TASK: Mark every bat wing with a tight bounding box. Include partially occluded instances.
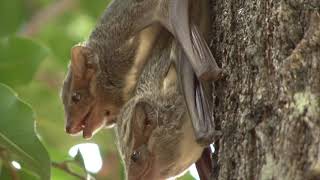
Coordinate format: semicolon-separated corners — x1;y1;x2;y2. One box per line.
176;45;219;146
168;0;221;81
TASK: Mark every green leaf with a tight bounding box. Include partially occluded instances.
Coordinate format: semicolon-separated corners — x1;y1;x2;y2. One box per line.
19;169;39;180
74;150;86;168
0;163;38;180
51;166;79;180
180;172;197;180
0;36;49;87
0;84;51;180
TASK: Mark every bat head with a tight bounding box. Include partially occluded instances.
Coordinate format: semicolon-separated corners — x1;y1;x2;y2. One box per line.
116;95;203;180
61;44;118;139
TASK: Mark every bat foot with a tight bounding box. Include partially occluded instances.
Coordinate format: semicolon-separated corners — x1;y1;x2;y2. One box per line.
196;130;221;147
198;66;227;82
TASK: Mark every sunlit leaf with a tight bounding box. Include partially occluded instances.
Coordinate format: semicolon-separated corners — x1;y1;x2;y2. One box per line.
74;150;86;168
180;173;197;180
0;84;51;180
66;150;88;178
0;36;49;87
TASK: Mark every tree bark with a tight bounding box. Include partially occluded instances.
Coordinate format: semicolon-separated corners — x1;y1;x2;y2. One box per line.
208;0;320;179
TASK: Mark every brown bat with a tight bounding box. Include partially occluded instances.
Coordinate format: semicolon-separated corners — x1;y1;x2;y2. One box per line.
61;0;221;140
61;26;160;139
94;0;222;81
116;34;207;179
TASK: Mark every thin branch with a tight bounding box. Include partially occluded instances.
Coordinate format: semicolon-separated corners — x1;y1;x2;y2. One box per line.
20;0;76;37
0;150;19;180
52;161;86;180
6;163;19;180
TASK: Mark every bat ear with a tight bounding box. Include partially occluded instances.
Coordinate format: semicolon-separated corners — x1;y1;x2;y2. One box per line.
133;101;156;138
71;45;97;78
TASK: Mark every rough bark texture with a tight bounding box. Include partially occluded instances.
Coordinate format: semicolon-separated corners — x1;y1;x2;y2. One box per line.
208;0;320;180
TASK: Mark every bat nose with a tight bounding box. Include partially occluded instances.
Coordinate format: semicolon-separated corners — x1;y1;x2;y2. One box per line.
65;124;75;134
65;121;82;134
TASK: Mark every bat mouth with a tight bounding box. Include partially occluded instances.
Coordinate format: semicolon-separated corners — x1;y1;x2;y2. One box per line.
81;110;91;129
82;109;96;139
82;107;109;139
65;109;92;135
66;107;115;138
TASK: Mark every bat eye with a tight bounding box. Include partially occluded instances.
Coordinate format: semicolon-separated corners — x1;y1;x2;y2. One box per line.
71;92;81;103
86;60;95;69
130;151;140;163
107;78;116;87
144;117;151;126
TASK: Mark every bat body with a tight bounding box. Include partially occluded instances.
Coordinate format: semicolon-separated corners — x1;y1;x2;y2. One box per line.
96;0;223;111
94;0;221;81
61;0;221;144
61;26;160;139
116;34;205;180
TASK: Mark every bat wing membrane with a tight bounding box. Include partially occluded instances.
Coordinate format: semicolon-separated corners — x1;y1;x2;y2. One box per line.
176;45;218;146
168;0;221;81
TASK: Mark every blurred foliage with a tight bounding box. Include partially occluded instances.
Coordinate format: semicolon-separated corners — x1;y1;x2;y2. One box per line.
0;0;197;179
0;0;26;37
0;37;49;87
0;84;50;179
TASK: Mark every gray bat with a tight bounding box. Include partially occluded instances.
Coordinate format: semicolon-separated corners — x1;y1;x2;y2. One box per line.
116;33;206;179
95;0;222;81
61;24;160;139
176;35;220;146
61;0;221;142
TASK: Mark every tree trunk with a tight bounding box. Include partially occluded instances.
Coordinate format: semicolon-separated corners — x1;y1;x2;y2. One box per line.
208;0;320;179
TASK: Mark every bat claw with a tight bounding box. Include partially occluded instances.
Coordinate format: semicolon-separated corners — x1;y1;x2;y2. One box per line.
199;67;223;82
217;69;228;81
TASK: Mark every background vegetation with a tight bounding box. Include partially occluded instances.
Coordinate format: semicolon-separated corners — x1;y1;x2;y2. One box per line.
0;0;197;179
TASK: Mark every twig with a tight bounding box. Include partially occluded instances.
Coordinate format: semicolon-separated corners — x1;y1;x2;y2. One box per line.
52;161;87;180
6;163;19;180
0;150;19;180
20;0;76;37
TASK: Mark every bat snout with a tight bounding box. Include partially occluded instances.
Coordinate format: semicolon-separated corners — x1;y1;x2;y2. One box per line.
65;117;85;135
65;123;83;134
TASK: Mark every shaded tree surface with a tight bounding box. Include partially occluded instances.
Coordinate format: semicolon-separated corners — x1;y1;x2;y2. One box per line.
208;0;320;179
